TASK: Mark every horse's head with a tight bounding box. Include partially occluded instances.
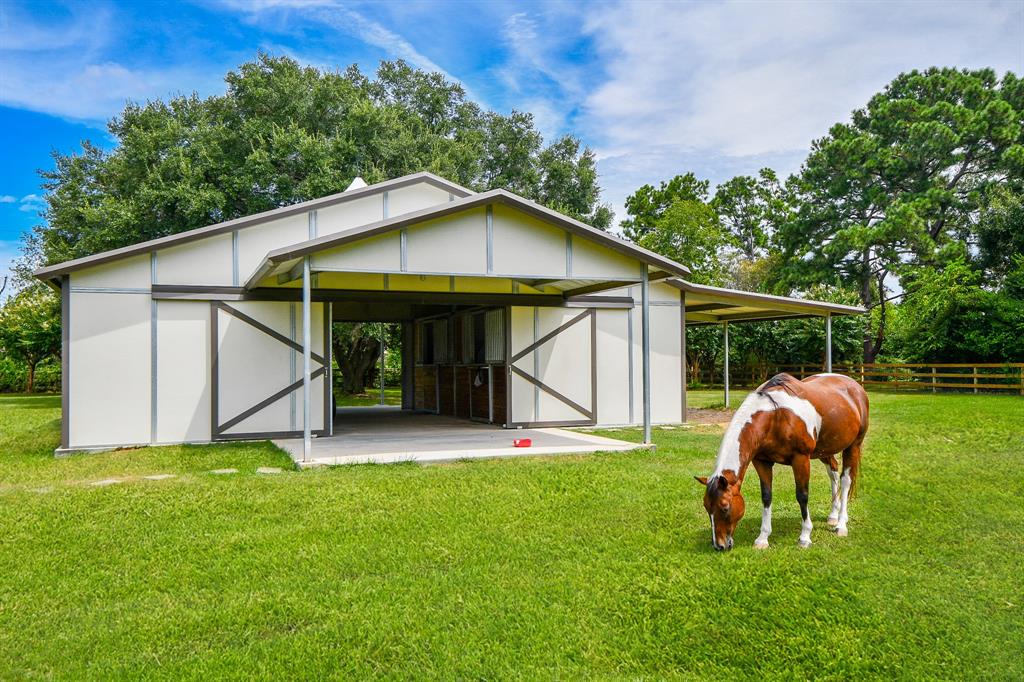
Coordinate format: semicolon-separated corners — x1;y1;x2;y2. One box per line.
695;470;745;551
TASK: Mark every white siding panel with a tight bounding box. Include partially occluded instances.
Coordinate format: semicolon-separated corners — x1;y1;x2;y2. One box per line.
595;309;630;425
491;205;566;277
317;194;384;236
72;255;151;290
387;183;452;216
237;214;309;282
313;233;401;272
571;238;641;280
509;306;536;423
405;208;487;274
68;292;151;447
535;307;591;409
156;233;233;286
156;301;211;442
650;305;682;424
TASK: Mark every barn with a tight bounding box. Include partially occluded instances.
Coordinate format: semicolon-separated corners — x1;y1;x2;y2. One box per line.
34;173;863;464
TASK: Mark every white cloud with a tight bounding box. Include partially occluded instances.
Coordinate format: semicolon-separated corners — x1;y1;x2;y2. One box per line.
0;196;16;203
17;194;46;214
579;0;1024;222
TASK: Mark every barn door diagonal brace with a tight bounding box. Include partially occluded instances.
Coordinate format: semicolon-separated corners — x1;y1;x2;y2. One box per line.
510;365;594;421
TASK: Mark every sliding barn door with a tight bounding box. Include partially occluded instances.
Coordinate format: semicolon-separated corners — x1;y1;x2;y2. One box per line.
211;301;330;440
509;306;596;427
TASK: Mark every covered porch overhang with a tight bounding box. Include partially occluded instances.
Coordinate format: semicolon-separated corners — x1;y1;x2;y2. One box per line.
666;279;866;410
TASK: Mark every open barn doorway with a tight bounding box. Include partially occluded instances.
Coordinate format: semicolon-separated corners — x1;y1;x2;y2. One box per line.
331;322;404;411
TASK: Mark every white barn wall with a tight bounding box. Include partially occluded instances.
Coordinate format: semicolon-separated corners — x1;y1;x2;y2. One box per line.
73;254;151;289
388;183;452;215
156;301;211;443
317;194;383;236
313;233;402;272
406;208;487;274
238;214;309;284
68;290;151;447
492;205;566;278
595;308;631;425
156;233;234;286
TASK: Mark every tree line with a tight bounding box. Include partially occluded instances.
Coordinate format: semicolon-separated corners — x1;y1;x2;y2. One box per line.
1;56;1021;393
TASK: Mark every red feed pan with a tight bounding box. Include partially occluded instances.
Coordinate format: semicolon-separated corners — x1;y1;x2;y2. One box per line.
513;438;532;448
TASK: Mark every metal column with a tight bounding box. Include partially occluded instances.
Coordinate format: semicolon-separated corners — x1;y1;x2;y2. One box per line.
641;265;652;444
379;324;386;405
302;256;312;462
825;313;833;372
723;321;730;409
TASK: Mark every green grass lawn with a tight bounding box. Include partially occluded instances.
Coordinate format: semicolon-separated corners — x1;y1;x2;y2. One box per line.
0;391;1021;679
335;386;402;407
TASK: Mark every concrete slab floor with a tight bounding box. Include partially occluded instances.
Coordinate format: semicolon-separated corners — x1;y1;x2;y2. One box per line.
274;407;647;467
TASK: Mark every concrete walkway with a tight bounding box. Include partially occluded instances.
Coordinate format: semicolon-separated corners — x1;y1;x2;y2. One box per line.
274;407;646;467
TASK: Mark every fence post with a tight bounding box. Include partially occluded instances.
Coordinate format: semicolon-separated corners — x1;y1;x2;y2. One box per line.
1019;365;1023;397
932;367;936;394
973;367;979;394
860;363;865;384
800;364;805;379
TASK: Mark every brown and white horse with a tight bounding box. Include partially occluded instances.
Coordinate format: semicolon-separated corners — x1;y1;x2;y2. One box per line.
695;373;869;550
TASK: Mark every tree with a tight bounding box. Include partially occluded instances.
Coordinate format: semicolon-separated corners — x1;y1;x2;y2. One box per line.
635;199;733;285
0;287;61;393
17;53;613;280
778;68;1024;361
711;168;791;261
621;173;710;242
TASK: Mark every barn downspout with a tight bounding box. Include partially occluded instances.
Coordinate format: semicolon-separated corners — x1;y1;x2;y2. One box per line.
825;313;833;372
302;255;312;462
641;265;652;444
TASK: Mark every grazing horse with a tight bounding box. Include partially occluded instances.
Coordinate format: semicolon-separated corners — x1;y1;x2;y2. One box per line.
695;373;868;550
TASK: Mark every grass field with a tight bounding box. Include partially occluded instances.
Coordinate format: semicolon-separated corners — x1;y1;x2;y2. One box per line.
0;391;1021;679
335;386;402;407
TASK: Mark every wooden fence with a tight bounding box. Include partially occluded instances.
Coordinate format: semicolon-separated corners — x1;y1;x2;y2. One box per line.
692;363;1024;395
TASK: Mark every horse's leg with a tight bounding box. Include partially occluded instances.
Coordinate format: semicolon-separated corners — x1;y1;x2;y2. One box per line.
752;459;774;549
837;441;863;537
793;455;813;548
825;456;841;527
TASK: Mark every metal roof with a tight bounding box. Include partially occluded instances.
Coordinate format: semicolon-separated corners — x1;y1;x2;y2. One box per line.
666;279;865;324
33;172;474;284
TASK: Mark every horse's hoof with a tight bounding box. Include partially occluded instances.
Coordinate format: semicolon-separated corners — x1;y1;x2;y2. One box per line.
826;517;839;527
753;540;770;550
798;539;812;549
836;527;848;537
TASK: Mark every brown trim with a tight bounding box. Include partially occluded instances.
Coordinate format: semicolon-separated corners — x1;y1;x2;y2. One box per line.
507;420;594;428
668;279;865;315
215;428;328;442
33;172;474;282
214;301;326;365
216;367;326;434
510;365;594;422
688;312;814;326
511;309;591;363
61;276;70;449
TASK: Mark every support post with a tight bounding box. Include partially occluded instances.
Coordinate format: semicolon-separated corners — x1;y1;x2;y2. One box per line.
302;256;312;462
379;324;386;406
825;312;833;372
641;265;652;444
680;290;687;424
723;321;730;409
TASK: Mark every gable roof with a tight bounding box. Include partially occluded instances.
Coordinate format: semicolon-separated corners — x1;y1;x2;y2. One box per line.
668;279;865;323
244;188;690;288
33;172;474;284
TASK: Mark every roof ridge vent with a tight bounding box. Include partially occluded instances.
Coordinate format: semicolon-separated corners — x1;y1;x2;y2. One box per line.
346;177;368;191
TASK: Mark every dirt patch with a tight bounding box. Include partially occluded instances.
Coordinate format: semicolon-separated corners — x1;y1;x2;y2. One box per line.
686;408;734;425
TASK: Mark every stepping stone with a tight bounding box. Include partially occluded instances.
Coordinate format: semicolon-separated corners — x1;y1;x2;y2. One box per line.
90;479;122;487
256;467;283;475
143;474;176;481
209;468;238;475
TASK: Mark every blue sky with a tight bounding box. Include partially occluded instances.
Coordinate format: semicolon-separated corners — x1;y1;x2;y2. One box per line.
1;0;1022;290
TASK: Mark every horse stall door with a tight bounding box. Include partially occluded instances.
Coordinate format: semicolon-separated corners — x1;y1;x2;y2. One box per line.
210;300;329;440
509;306;596;427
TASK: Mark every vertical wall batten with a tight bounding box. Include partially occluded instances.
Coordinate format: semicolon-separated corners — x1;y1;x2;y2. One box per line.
61;275;70;449
486;205;494;275
400;231;408;272
231;230;239;286
289;303;297;430
150;253;158;443
309;210;317;239
565;233;573;278
533;307;540;420
641;266;652;444
210;303;218;439
627;297;635;424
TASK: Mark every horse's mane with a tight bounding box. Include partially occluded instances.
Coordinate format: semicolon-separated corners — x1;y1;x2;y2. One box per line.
757;373;801;409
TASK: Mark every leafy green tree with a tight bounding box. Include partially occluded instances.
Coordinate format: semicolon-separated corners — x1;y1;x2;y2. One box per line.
621;173;709;242
778;68;1024;361
711;168;791;261
635;199;733;285
18;53;612;279
0;287;61;393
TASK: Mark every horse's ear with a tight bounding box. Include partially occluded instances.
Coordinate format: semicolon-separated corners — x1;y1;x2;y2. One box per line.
694;476;708;485
716;476;730;491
